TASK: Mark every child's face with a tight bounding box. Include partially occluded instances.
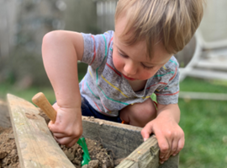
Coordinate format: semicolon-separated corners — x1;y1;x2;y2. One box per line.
113;16;172;81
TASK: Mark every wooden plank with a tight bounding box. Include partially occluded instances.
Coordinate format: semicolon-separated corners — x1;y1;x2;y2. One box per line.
116;136;179;168
7;94;75;168
82;116;144;159
116;137;159;168
196;60;227;70
185;69;227;80
0;99;11;128
179;92;227;101
82;118;179;168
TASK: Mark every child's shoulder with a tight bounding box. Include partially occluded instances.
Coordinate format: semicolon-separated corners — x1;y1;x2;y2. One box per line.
82;30;114;46
153;56;179;83
92;30;114;40
81;30;114;40
103;30;114;37
164;56;179;70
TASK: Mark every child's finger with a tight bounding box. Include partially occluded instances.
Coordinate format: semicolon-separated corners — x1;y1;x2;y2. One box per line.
170;138;179;156
48;121;55;131
156;133;171;162
174;137;185;156
142;122;171;163
47;112;63;133
52;132;79;147
67;138;78;148
160;138;171;163
55;136;75;146
48;121;61;133
52;102;59;110
53;132;66;138
141;122;153;141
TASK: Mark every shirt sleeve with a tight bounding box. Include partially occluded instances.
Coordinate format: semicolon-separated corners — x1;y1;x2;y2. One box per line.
81;31;114;69
155;59;180;105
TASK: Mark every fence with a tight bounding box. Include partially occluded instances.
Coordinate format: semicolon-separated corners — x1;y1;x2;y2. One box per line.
0;0;17;58
94;0;117;32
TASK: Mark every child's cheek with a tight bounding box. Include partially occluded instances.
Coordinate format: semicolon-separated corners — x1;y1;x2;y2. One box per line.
141;70;155;80
112;55;122;71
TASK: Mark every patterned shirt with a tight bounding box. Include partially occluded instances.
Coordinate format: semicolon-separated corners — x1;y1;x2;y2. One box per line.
79;31;179;117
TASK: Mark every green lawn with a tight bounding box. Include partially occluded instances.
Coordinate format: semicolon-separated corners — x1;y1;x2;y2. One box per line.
0;82;56;104
1;77;227;167
179;77;227;168
179;99;227;168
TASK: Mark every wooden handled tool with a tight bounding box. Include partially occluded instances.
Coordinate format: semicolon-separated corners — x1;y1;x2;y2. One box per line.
32;92;57;123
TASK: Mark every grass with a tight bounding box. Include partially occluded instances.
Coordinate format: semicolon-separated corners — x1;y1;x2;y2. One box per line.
1;77;227;167
179;99;227;168
180;77;227;93
0;82;56;104
178;77;227;168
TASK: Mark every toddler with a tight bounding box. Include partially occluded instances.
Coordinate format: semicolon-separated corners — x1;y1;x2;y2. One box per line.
42;0;204;164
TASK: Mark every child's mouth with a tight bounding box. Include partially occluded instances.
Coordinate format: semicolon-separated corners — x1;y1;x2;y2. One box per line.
122;74;135;80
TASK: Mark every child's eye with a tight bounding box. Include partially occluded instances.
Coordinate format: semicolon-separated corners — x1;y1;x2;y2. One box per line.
119;52;128;58
142;64;153;69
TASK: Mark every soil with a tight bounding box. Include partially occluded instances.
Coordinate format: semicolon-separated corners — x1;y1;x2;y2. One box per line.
0;101;122;168
0;128;19;168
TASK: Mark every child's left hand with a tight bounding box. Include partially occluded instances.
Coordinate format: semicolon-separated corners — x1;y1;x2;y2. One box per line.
141;104;185;164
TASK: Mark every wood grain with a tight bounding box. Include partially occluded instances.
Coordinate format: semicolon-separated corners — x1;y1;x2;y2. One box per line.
7;94;75;168
82;116;144;159
0;99;11;128
82;117;179;168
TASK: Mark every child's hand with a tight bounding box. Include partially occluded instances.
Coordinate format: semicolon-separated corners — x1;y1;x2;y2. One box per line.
141;114;184;164
48;103;83;147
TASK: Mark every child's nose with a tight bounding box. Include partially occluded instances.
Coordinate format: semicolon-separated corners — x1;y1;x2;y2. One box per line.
124;62;137;75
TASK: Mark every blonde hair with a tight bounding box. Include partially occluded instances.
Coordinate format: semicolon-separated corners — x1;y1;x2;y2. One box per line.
115;0;205;57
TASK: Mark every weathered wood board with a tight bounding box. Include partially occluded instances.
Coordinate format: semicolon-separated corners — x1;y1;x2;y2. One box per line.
0;99;11;128
82;117;179;168
7;94;75;168
116;137;160;168
82;116;144;159
179;92;227;101
116;137;179;168
7;94;179;168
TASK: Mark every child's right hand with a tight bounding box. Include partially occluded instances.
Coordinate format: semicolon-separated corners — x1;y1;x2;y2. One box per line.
48;102;83;147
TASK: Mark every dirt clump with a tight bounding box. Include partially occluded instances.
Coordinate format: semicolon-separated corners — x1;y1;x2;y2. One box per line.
0;128;20;168
60;138;115;168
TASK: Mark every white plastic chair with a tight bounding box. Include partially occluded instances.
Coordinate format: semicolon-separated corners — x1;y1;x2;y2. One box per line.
179;0;227;81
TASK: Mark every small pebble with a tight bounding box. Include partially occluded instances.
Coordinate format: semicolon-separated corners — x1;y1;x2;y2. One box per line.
82;165;88;168
88;160;99;168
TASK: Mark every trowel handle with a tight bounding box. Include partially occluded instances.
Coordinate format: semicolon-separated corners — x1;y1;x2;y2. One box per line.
32;92;57;123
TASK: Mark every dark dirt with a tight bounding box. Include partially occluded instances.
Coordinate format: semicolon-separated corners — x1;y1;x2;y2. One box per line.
0;101;122;168
0;128;19;168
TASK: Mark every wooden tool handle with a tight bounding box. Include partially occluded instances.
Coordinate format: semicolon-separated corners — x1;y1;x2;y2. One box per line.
32;92;57;123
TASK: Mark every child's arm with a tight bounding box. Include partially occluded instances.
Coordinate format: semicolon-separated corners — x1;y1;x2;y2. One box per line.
42;30;84;147
141;103;184;164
